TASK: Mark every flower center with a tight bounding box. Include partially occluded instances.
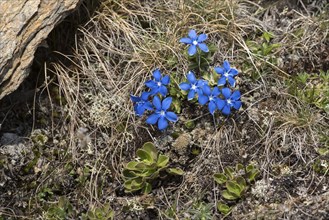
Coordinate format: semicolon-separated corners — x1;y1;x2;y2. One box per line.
224;72;229;78
157;82;162;86
209;96;214;101
227;99;232;105
191;84;197;90
160;110;165;116
192;40;198;45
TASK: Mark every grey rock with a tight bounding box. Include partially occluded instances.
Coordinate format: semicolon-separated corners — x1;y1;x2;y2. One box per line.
0;0;82;99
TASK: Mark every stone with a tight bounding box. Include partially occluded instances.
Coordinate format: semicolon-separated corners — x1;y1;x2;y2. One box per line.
0;0;82;100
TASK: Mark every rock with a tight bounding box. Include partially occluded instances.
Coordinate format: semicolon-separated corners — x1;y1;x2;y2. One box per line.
0;0;82;100
172;133;191;155
0;133;21;145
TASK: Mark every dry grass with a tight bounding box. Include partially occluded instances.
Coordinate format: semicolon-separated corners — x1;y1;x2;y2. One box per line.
1;0;328;219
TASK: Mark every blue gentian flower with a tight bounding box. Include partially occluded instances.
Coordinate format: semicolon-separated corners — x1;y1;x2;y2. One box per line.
145;69;170;96
179;71;208;101
198;85;221;115
215;60;239;87
146;96;178;130
130;92;153;116
217;88;242;115
180;30;209;56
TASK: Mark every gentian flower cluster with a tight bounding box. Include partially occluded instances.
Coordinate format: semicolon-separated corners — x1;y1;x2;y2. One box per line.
131;29;242;131
131;69;178;130
179;30;242;116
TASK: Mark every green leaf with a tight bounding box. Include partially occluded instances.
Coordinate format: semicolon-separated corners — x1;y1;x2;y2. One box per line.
217;202;232;215
137;149;153;163
224;166;234;179
213;173;227;185
169;87;178;96
226;181;242;197
221;190;239;200
142;142;158;161
142;182;152;194
188;62;199;70
208;43;218;53
235;176;247;188
122;169;138;179
167;168;184;175
172;98;182;114
317;148;329;156
235;163;244;171
137;168;158;177
126;161;139;170
247;170;260;182
134;162;149;170
246;164;255;173
124;177;144;192
157;154;169;168
262;32;273;42
131;178;144;190
202;73;211;82
184;120;195;130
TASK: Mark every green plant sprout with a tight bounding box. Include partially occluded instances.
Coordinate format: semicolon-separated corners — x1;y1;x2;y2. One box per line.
122;142;184;194
214;163;260;215
287;70;329;113
246;32;281;57
81;204;114;220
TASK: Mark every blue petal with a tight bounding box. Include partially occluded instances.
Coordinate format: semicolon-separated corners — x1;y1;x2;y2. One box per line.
161;75;170;85
221;105;231;115
159;86;168;96
229;68;238;76
228;77;236;87
136;104;145;116
217;76;227;86
187;71;197;84
146;113;160;124
202;84;211;96
158;117;168;130
231;90;241;100
198;43;209;53
223;60;231;71
144;102;154;110
198;95;208;105
130;95;140;103
179;82;191;91
233;101;242;110
197;34;207;42
179;37;192;44
153;96;162;110
134;105;140;116
208;101;217;115
212;87;221;96
153;69;161;81
187;90;196;100
197;79;208;87
214;67;224;75
162;97;172;111
141;92;150;101
165;111;178;122
145;80;157;88
196;88;203;96
188;29;197;39
216;99;225;110
188;45;197;56
221;88;231;99
150;87;159;95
